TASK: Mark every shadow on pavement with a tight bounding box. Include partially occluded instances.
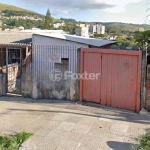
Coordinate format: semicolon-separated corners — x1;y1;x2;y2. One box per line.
107;141;134;150
0;96;150;125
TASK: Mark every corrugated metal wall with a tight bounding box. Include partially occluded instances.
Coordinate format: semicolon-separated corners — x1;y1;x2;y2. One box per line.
80;48;142;112
32;45;78;100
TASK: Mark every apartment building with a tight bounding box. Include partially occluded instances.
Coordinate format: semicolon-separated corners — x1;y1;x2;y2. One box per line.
75;27;89;37
89;24;105;34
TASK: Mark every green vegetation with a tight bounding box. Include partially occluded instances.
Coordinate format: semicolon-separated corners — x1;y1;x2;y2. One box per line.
59;18;150;32
0;131;33;150
58;23;78;34
135;133;150;150
2;19;44;30
90;33;106;39
103;22;147;32
0;3;150;41
60;18;77;23
105;26;133;35
116;37;136;47
0;4;45;30
43;8;53;29
135;30;150;50
2;9;43;18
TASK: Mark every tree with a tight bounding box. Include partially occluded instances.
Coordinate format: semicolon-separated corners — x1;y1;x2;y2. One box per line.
43;9;53;29
135;30;150;50
115;37;136;47
58;23;77;34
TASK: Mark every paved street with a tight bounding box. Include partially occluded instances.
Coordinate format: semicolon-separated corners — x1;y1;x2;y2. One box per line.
0;96;149;150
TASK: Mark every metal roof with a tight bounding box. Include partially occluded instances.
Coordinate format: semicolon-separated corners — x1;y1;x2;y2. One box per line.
0;43;31;47
20;30;65;34
33;33;117;47
0;32;32;45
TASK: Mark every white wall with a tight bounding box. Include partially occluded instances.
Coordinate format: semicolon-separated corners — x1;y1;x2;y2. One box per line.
101;26;105;34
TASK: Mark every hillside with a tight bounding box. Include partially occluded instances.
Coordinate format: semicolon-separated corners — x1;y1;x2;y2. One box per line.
0;3;41;15
61;18;150;32
83;22;150;32
0;3;34;12
0;3;150;32
98;22;150;32
0;3;32;12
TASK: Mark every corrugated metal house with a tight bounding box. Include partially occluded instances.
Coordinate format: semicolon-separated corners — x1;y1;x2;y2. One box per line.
32;33;117;100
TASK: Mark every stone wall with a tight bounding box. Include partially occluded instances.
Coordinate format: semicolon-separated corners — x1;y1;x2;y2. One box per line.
0;73;6;96
21;64;32;97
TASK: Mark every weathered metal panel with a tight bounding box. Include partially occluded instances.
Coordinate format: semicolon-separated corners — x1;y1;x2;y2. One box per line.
32;45;79;100
82;52;101;103
80;48;142;112
101;54;138;111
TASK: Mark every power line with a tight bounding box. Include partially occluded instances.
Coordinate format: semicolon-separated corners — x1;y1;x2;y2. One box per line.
145;20;150;24
145;3;150;25
138;17;147;23
143;16;149;24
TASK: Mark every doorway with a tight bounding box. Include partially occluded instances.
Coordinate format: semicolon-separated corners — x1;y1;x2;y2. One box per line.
6;48;22;94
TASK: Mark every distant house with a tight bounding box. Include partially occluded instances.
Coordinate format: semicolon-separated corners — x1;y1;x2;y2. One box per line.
107;35;117;40
79;24;86;28
18;26;24;31
89;24;105;35
75;27;89;37
139;27;145;32
53;22;65;28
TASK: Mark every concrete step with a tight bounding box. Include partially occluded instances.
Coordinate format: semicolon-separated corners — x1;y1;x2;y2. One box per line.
6;93;22;97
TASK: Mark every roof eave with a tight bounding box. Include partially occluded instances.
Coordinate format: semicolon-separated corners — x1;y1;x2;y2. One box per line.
0;43;32;48
33;33;117;47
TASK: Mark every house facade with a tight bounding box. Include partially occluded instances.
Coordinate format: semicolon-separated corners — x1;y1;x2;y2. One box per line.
32;33;117;100
0;31;148;112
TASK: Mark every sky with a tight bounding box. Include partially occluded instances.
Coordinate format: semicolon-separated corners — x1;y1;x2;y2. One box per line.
0;0;150;24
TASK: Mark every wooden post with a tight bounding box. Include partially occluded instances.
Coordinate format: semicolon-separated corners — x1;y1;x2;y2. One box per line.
141;50;147;109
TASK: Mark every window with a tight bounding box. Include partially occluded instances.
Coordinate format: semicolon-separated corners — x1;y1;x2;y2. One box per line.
7;48;21;64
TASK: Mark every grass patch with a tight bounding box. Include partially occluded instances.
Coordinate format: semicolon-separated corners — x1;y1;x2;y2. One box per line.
135;133;150;150
0;132;33;150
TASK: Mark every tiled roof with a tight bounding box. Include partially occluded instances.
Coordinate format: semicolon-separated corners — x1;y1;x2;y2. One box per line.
0;32;32;45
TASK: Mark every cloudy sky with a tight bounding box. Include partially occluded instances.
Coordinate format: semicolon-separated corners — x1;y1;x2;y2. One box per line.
0;0;150;24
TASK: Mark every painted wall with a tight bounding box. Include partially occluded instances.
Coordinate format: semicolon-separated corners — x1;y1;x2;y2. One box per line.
32;34;88;101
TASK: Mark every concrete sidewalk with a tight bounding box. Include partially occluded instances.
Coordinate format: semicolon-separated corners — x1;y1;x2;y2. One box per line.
0;96;149;150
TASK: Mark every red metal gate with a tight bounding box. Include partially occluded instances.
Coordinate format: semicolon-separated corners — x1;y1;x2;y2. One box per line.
80;48;142;112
